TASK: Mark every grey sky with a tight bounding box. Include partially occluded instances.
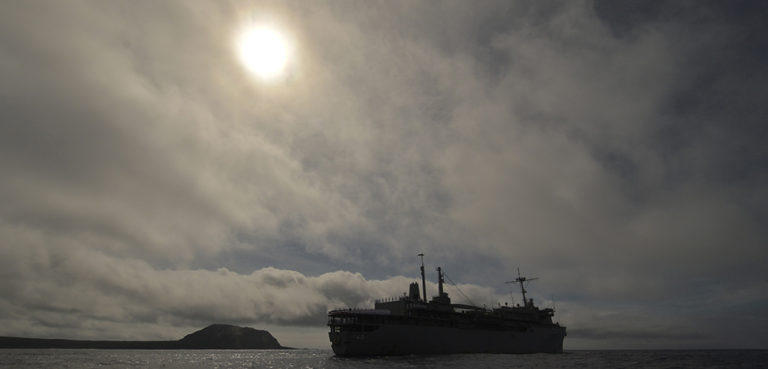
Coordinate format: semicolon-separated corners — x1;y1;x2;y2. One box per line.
1;0;766;349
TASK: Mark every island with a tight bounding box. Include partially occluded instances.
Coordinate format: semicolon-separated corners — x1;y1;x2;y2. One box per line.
0;324;287;349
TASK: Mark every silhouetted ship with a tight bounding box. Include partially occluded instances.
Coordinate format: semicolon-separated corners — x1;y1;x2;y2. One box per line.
327;255;566;356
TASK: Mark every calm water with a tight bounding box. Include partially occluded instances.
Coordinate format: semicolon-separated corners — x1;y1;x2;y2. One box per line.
1;349;766;369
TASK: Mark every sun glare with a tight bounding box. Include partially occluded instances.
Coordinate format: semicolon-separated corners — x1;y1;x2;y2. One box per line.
237;25;291;81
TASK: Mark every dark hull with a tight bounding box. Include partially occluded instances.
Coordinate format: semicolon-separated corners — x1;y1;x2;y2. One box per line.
330;324;565;356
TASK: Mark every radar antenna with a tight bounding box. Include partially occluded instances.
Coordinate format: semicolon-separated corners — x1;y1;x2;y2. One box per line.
505;268;538;308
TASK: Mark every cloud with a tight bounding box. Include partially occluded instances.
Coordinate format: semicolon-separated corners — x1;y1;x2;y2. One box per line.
0;0;766;349
0;246;493;341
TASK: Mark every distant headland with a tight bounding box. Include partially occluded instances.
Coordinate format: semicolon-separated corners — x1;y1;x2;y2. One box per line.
0;324;287;349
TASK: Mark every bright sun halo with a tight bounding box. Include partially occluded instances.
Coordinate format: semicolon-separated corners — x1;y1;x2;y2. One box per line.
237;25;291;80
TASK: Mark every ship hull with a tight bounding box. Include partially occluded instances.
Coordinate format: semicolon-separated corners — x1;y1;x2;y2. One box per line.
330;323;565;356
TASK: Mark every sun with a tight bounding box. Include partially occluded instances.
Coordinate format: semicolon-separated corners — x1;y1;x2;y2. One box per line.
237;25;291;81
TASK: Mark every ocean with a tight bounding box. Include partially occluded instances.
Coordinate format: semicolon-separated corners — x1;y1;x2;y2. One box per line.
1;349;766;369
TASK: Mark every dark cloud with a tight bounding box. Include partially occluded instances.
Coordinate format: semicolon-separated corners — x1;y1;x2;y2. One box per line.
0;0;766;348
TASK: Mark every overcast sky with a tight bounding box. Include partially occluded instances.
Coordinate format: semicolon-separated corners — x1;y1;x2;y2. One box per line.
1;0;766;349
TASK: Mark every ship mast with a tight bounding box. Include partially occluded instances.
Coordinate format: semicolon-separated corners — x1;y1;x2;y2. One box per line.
418;253;427;302
506;268;538;308
437;266;444;297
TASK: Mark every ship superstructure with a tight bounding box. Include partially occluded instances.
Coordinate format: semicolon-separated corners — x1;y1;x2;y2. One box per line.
327;256;566;356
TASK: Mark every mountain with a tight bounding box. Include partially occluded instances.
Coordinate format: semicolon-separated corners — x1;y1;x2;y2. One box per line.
178;324;283;349
0;324;286;349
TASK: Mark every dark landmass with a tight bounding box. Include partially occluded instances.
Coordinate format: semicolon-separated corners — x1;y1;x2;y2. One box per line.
0;324;287;349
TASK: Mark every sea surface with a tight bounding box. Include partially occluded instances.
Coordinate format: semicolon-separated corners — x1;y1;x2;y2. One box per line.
1;349;766;369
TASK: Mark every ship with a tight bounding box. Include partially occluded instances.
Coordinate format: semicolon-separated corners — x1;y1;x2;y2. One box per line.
327;254;566;356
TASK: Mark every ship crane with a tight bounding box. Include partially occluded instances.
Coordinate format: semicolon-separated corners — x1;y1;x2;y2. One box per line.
506;268;538;308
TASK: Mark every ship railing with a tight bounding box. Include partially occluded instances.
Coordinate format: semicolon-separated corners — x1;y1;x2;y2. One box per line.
374;296;407;304
328;307;391;315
